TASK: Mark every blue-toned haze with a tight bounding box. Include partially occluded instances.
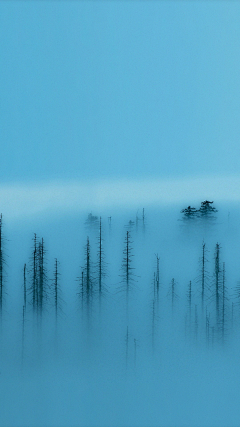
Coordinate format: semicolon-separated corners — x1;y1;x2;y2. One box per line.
1;3;240;427
1;1;240;214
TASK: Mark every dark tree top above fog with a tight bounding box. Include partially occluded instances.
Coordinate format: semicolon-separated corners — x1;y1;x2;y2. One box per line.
181;201;218;218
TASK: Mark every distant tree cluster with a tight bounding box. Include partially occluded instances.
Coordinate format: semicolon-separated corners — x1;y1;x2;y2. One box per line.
181;200;218;218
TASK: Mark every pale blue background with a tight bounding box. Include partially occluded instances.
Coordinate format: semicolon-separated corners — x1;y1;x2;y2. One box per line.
1;1;240;186
1;4;240;427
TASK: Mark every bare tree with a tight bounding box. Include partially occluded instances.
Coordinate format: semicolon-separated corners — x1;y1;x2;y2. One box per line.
96;217;108;312
120;230;135;321
29;234;48;318
214;243;221;327
155;254;160;302
79;237;94;326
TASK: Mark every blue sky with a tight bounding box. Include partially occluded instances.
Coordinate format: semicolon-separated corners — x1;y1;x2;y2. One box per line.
1;1;240;211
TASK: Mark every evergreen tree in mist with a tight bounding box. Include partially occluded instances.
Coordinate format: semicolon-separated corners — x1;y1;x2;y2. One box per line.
181;205;198;219
199;200;218;217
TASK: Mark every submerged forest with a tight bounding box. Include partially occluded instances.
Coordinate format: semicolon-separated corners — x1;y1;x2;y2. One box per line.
1;201;240;426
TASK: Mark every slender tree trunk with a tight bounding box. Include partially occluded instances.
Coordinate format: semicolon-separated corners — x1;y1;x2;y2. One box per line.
85;237;91;325
215;243;220;327
156;254;160;302
23;264;27;310
222;262;226;343
32;234;37;313
125;231;130;321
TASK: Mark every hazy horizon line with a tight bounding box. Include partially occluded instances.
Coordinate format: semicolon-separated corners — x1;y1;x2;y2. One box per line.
0;174;239;220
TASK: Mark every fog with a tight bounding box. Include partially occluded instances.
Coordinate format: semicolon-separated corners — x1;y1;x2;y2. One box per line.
1;1;240;425
0;202;240;427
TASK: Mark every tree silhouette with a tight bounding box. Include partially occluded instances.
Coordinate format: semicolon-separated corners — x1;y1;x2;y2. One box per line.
181;201;218;220
29;234;48;318
52;258;63;323
120;230;135;321
79;236;94;326
181;205;198;218
96;217;108;311
199;200;218;216
214;242;221;328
